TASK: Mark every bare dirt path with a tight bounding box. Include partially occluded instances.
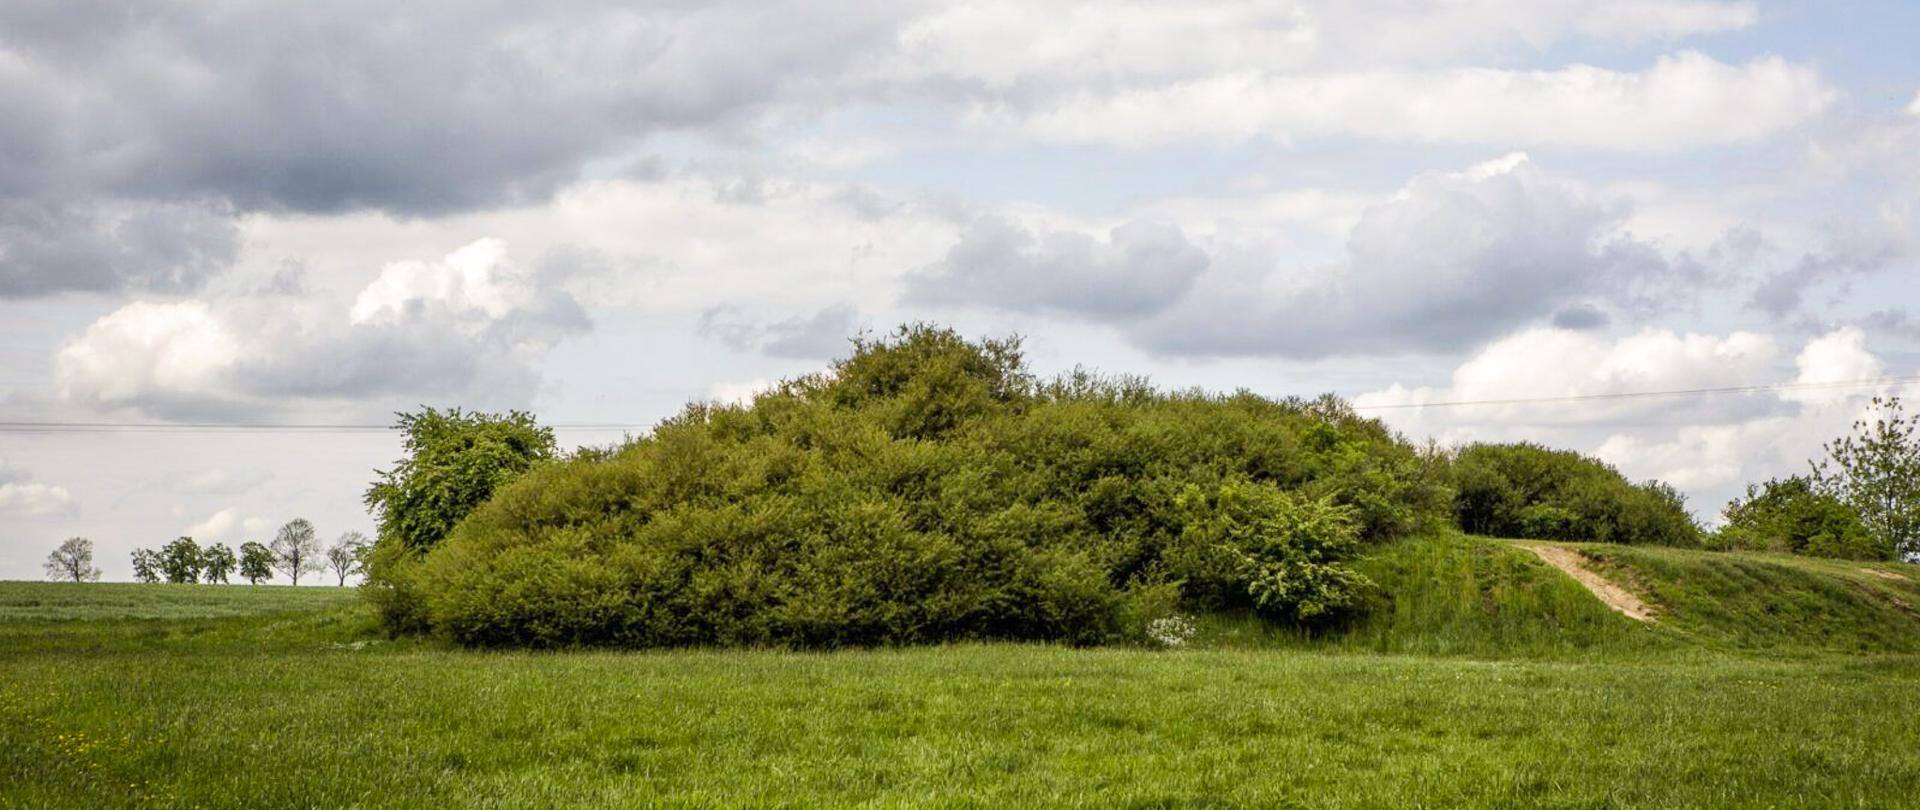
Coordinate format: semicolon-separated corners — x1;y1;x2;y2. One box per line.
1519;544;1657;623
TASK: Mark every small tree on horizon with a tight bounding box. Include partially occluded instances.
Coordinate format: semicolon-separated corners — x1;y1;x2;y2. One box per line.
270;519;324;585
159;537;204;584
131;548;162;583
1813;396;1920;559
43;537;101;582
201;543;238;584
326;531;368;586
238;542;274;585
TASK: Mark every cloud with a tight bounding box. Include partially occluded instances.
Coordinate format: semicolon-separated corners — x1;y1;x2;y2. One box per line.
906;217;1209;319
983;52;1831;151
0;199;238;298
1356;326;1917;514
1354;326;1783;430
699;303;864;359
1782;327;1884;406
182;507;272;544
53;238;589;418
0;460;77;517
1748;234;1909;318
1132;154;1681;358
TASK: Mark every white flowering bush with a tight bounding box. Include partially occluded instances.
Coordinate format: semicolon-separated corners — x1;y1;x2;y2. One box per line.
1146;614;1198;648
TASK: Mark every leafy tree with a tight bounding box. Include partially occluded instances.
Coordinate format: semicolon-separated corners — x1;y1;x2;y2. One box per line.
159;537;204;584
238;542;275;585
130;548;162;583
326;531;368;586
364;408;558;555
1813;396;1920;559
1715;476;1882;559
201;543;238;583
43;537;101;582
271;519;324;585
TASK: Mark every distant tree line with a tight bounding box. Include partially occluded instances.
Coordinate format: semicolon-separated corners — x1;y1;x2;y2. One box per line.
113;520;370;586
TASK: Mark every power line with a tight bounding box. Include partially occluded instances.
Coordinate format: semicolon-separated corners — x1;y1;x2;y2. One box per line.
0;375;1912;433
1348;374;1920;411
0;421;654;434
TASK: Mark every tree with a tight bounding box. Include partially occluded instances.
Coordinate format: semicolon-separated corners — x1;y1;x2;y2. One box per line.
238;542;275;585
1813;396;1920;559
158;537;204;584
130;549;162;583
326;531;368;586
364;408;557;555
1717;476;1884;560
270;519;323;585
43;537;101;582
201;543;238;583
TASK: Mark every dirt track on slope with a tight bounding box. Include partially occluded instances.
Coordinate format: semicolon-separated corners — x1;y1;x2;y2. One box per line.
1520;544;1656;623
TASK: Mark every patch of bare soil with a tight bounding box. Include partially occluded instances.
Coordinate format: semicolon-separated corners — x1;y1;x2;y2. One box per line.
1520;544;1656;623
1864;568;1910;582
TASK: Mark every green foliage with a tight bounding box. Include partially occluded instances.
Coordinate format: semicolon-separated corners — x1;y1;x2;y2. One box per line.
1715;476;1886;560
200;543;237;584
364;407;559;555
158;537;203;584
1451;442;1700;546
129;549;160;584
1812;396;1920;558
238;542;275;585
385;326;1447;648
1168;481;1371;622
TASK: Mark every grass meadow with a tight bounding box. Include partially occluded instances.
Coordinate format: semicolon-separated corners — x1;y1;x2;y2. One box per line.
7;537;1920;808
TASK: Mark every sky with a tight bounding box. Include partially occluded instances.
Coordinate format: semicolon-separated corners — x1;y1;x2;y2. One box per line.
3;0;1919;581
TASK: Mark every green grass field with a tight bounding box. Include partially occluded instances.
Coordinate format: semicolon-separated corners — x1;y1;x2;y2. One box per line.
6;537;1920;808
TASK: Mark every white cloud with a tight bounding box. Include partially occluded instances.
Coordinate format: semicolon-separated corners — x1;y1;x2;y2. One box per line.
183;508;272;544
0;481;76;517
53;238;589;419
989;52;1830;150
54;300;244;412
1358;326;1918;515
0;459;77;517
1784;326;1885;405
1907;91;1920;118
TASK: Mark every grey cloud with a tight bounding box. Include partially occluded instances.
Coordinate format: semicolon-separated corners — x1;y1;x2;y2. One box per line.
699;303;861;359
0;1;917;297
1748;235;1907;318
0;199;237;298
906;217;1209;319
1551;305;1611;330
1131;157;1683;358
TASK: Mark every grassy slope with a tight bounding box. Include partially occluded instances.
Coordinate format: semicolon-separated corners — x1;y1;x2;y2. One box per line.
1574;543;1920;654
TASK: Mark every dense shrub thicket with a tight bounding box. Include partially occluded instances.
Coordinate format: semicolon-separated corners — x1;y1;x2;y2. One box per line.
1451;443;1701;547
1713;476;1887;560
370;326;1453;648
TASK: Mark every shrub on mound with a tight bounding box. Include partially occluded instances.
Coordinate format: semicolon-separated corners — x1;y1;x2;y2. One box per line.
372;325;1453;648
1451;442;1701;546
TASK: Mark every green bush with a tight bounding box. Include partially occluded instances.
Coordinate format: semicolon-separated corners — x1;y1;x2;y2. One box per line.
379;325;1449;648
1714;476;1887;560
1450;443;1700;546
